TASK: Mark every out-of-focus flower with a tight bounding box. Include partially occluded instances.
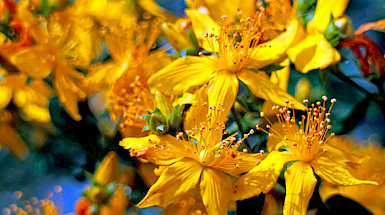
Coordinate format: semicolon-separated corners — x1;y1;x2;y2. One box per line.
78;152;130;215
120;90;264;215
287;0;350;72
295;77;312;102
0;70;53;122
234;97;377;215
3;188;63;215
84;11;177;137
10;3;101;120
149;10;305;117
163;190;207;215
319;138;385;215
0;109;28;159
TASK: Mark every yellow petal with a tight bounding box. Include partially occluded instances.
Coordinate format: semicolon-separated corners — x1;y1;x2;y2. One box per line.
162;22;194;53
209;153;265;176
148;56;215;95
331;0;349;18
261;58;290;116
0;86;12;109
307;0;345;33
54;66;87;121
154;91;173;116
247;18;303;69
284;162;317;215
199;167;232;215
183;86;209;134
94;152;119;185
11;46;55;78
237;70;305;110
207;72;238;125
185;9;220;51
0;123;29;159
233;151;297;200
266;123;296;152
100;187;128;215
21;104;51;123
138;0;178;21
137;158;203;208
120;134;196;166
287;33;341;73
311;150;378;186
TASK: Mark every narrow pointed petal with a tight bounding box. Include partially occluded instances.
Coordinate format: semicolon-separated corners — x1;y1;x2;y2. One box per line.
185;9;220;51
233;151;297;200
266;122;296;152
137;158;203;208
54;66;87;121
287;33;341;73
237;70;305;110
308;0;348;33
11;46;55;78
0;123;29;159
311;151;378;186
247;18;302;69
94;152;119;185
210;153;265;176
284;162;317;215
0;86;12;109
148;56;215;95
199;167;232;215
261;58;290;116
207;72;238;125
120;134;197;165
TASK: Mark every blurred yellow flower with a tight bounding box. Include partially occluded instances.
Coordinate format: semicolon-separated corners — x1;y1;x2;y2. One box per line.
234;97;377;215
10;4;101;120
78;152;130;215
84;12;176;137
120;90;264;215
319;138;385;215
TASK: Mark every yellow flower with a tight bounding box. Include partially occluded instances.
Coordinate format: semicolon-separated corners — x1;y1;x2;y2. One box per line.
319;138;385;215
149;10;305;116
287;0;350;72
0;71;53;123
233;97;377;215
82;11;178;137
10;4;101;120
120;90;264;215
79;152;130;215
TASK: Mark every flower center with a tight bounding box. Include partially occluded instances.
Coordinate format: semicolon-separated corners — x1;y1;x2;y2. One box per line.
258;96;336;162
179;103;253;166
202;11;266;73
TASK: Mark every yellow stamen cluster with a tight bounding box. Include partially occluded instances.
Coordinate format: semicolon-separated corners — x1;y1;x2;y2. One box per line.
179;103;258;166
3;186;62;215
111;75;154;129
201;10;266;72
257;96;336;162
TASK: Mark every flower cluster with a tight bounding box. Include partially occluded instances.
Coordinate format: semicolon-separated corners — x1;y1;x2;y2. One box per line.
1;0;385;214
